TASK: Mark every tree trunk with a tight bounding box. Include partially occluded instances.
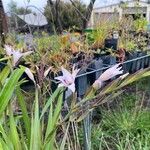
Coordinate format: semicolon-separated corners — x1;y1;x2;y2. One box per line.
0;0;7;47
55;0;63;33
48;0;63;33
70;0;96;30
83;0;96;30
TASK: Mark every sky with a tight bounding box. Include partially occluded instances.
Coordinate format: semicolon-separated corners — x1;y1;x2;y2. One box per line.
3;0;149;12
2;0;122;12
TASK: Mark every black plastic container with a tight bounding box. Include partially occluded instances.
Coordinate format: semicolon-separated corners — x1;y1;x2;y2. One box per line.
126;51;138;73
75;68;88;98
136;51;147;71
104;38;118;51
145;55;150;67
87;58;103;85
0;61;7;71
101;55;116;65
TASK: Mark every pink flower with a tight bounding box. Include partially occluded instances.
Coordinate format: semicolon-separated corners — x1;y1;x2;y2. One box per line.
93;64;124;89
99;64;123;81
4;45;33;66
12;50;33;66
55;66;80;92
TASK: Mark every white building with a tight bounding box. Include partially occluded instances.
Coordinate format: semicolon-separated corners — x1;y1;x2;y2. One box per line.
89;0;150;28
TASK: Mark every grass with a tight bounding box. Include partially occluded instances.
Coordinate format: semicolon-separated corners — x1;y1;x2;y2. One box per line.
78;79;150;150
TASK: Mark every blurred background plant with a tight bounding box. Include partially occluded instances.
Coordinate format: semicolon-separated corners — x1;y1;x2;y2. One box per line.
133;16;148;32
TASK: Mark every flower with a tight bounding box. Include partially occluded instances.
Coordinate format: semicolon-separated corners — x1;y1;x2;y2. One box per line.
44;67;52;78
12;50;33;66
4;45;33;66
55;66;80;92
93;63;124;89
4;45;13;56
25;66;52;84
100;64;123;81
25;67;35;83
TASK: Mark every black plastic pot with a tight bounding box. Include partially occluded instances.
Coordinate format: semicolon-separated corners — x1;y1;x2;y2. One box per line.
0;54;7;70
136;51;147;71
136;52;142;71
145;55;150;67
49;71;62;92
126;51;138;73
122;62;130;73
93;53;102;59
101;55;116;65
87;58;103;85
20;72;35;90
70;52;86;64
144;55;149;67
148;56;150;67
104;38;118;51
70;57;78;64
141;51;147;68
0;61;6;71
75;68;88;98
124;52;132;73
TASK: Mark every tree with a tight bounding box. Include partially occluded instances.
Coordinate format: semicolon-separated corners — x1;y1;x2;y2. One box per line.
83;0;96;29
70;0;96;29
0;0;7;46
8;0;32;29
44;0;87;33
45;0;63;33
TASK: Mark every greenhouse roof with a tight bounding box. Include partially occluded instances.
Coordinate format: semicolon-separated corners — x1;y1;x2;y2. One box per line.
17;13;48;27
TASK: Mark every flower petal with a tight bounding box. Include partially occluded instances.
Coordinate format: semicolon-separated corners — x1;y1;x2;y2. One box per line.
58;83;65;88
55;76;68;86
99;63;123;82
111;63;121;70
25;68;35;83
61;67;73;82
113;70;123;76
68;83;75;93
72;67;80;80
56;66;78;92
93;80;103;90
12;51;23;66
44;67;52;78
4;45;13;56
55;76;64;81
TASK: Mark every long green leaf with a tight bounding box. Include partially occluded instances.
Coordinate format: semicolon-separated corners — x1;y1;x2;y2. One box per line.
0;125;14;149
60;122;70;150
44;90;63;149
30;88;41;150
0;67;25;116
0;138;9;150
16;87;31;143
40;87;64;119
0;66;10;85
9;106;22;150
